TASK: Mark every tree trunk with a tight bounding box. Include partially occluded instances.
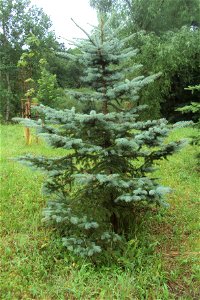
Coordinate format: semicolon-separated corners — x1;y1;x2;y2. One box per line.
5;72;11;122
2;12;12;122
110;212;119;233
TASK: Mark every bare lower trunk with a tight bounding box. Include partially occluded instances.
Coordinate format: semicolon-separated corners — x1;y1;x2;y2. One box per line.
110;212;119;233
5;98;10;122
102;99;108;114
5;72;11;122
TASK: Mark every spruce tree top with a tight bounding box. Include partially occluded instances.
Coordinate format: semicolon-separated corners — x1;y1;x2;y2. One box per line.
67;18;159;113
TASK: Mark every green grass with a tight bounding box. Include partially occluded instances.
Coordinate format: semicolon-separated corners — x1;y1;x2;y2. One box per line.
0;125;199;299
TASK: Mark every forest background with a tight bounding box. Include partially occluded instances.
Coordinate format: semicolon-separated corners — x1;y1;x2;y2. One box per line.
0;0;200;123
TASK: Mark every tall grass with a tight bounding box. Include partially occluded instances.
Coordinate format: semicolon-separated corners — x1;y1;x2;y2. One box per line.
0;125;199;299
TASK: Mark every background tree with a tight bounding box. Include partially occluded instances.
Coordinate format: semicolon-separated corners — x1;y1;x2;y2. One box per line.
17;35;65;108
58;48;84;89
134;27;200;120
176;84;200;169
36;58;65;108
90;0;200;120
16;20;183;258
90;0;200;33
0;0;65;121
90;0;115;13
17;34;41;98
0;0;25;121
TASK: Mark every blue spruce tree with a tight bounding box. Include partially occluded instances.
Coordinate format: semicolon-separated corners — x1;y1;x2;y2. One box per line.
15;19;183;257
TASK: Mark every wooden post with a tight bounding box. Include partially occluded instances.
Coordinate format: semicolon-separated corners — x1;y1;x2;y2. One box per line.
21;97;31;144
21;97;40;144
25;97;31;145
24;127;31;145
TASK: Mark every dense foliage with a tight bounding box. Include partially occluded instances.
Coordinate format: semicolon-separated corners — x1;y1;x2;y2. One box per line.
15;20;183;257
133;27;200;120
90;0;200;120
176;84;200;168
1;0;199;122
91;0;200;33
0;0;68;121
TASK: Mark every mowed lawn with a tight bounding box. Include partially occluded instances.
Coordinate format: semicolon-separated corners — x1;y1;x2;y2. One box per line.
0;124;199;300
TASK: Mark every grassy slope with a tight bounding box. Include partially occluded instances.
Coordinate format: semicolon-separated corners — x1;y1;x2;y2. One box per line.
0;125;199;300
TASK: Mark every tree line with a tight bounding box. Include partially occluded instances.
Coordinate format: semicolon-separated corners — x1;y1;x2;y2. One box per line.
0;0;83;121
0;0;199;122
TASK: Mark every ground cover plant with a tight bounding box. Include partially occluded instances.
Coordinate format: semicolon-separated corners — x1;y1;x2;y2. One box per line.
14;19;184;258
0;125;199;299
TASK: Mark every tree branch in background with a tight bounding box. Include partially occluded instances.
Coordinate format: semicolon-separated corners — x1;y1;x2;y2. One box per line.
71;18;96;46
